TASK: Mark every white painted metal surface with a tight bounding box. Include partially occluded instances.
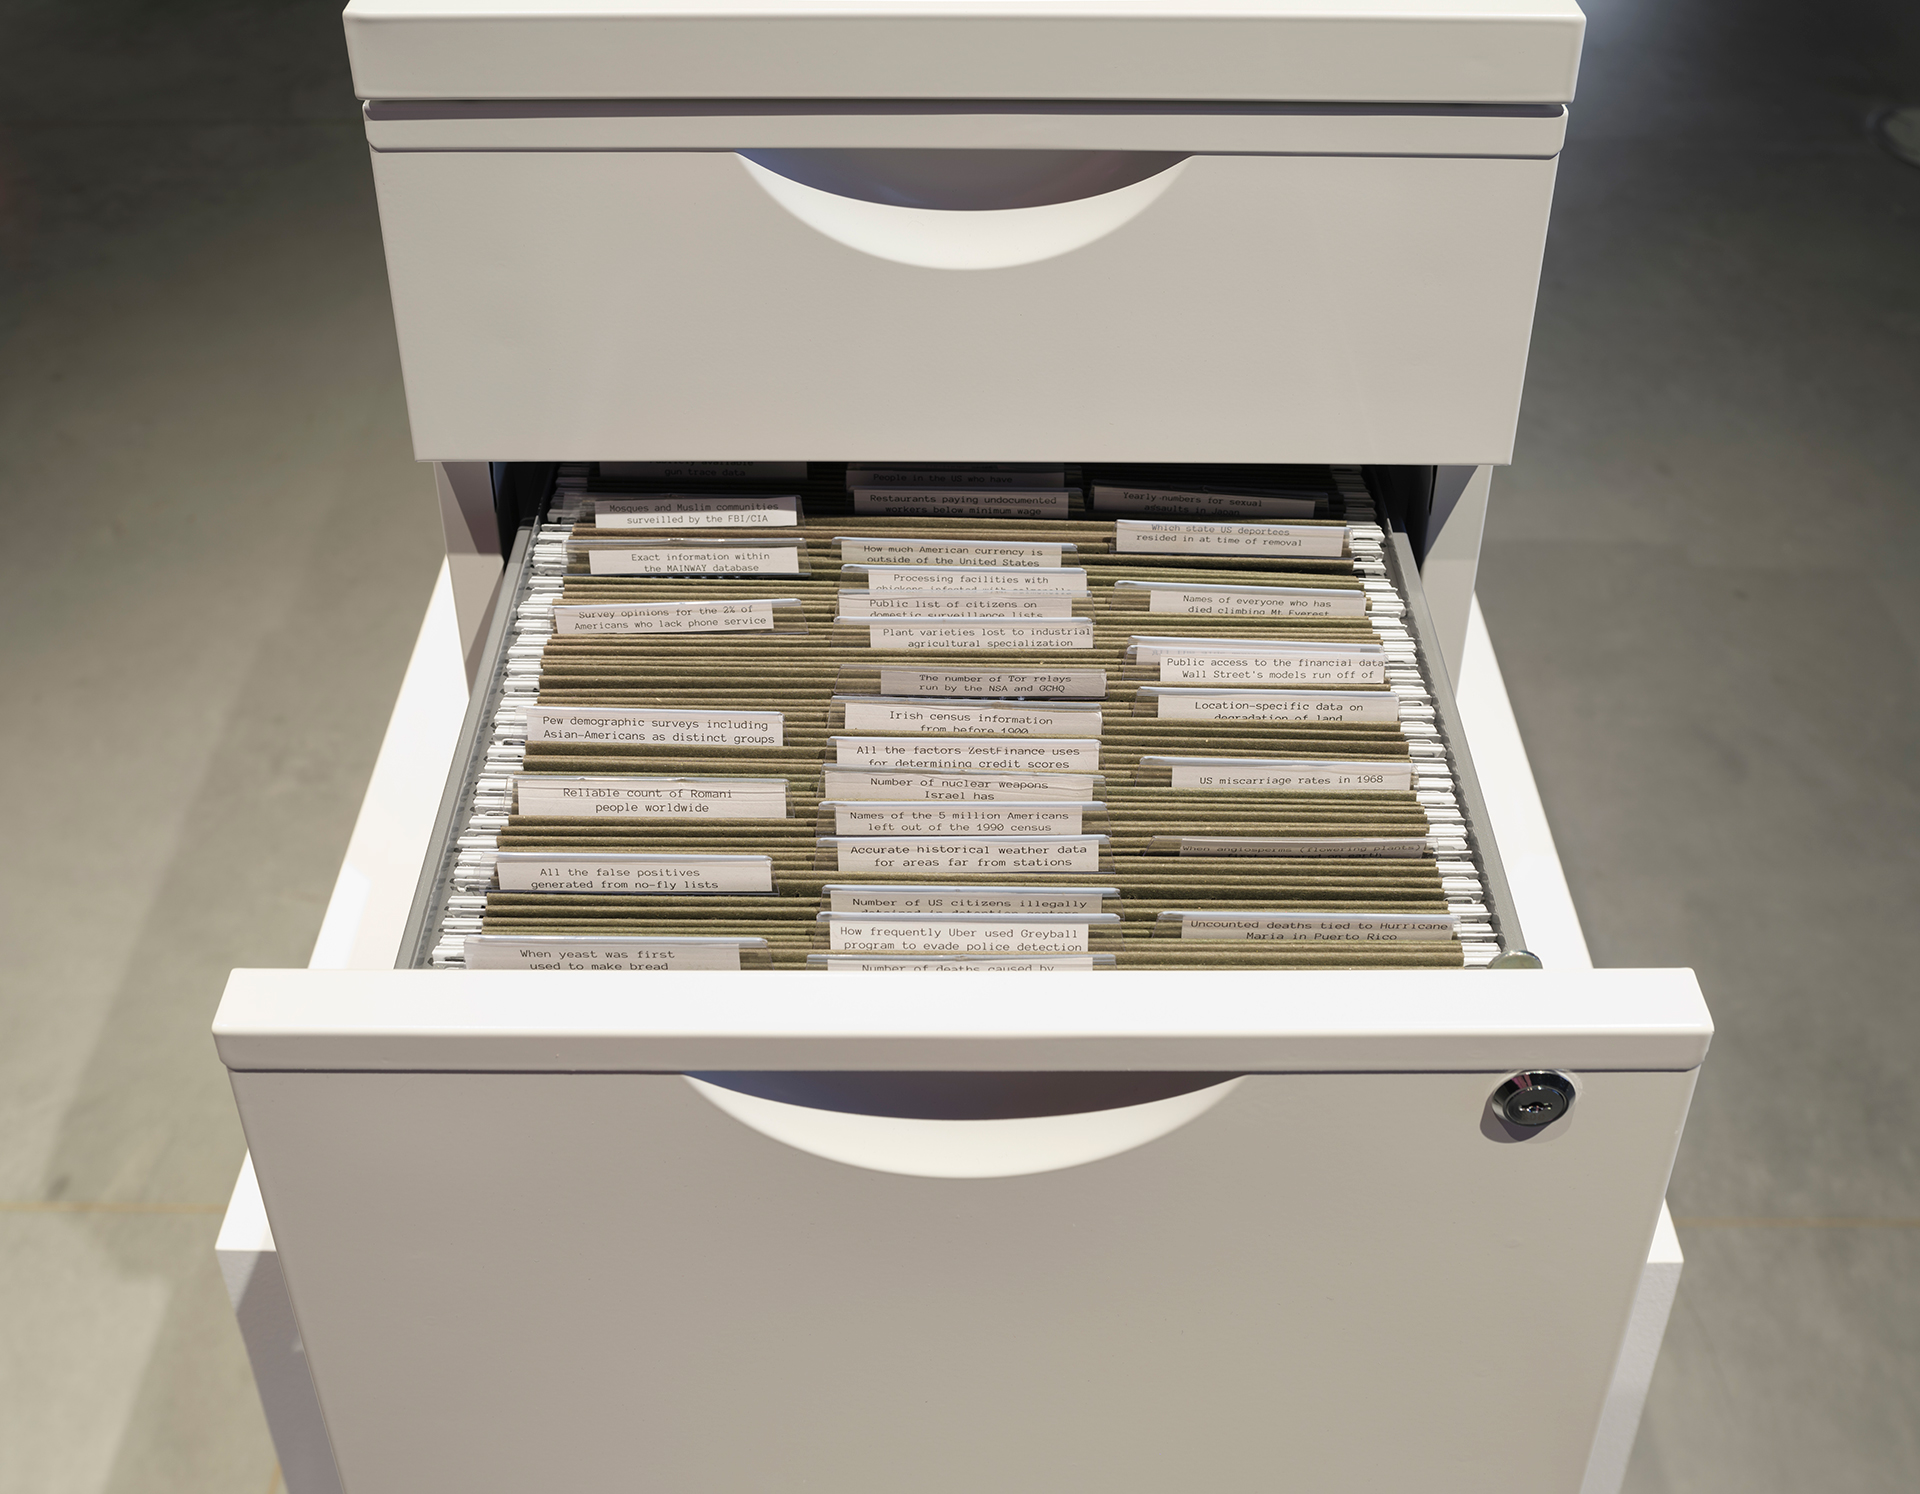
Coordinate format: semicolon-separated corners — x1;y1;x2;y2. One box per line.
342;0;1587;104
372;149;1557;463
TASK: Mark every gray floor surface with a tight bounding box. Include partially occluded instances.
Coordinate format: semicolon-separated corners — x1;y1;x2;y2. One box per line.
0;0;1914;1490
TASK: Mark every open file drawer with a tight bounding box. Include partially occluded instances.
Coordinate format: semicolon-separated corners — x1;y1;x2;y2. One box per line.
215;464;1710;1494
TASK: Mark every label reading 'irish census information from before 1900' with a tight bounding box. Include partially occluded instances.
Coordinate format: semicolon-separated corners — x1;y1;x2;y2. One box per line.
840;700;1099;737
1113;518;1347;558
594;494;799;528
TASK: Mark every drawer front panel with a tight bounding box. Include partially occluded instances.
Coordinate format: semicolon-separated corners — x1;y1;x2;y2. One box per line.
372;148;1557;463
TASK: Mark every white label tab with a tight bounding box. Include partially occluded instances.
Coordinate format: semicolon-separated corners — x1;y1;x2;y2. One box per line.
822;769;1099;802
841;701;1099;737
838;537;1065;568
830;837;1106;873
522;706;783;748
1114;519;1346;558
827;918;1092;953
834;737;1101;771
827;886;1112;916
494;854;774;894
1160;759;1414;791
515;777;787;818
820;955;1094;972
595;495;798;529
860;567;1088;596
584;548;800;576
465;937;746;971
1140;585;1366;617
1151;690;1399;724
1168;836;1428;858
1153;650;1386;686
877;667;1107;699
829;802;1086;835
1171;912;1456;941
839;593;1074;619
553;600;777;634
854;488;1070;519
1092;486;1317;519
860;619;1095;650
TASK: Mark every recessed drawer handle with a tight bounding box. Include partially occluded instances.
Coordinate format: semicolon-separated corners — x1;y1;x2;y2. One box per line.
739;148;1188;270
687;1072;1240;1177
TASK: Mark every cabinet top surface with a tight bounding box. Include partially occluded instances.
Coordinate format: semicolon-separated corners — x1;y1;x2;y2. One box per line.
343;0;1587;104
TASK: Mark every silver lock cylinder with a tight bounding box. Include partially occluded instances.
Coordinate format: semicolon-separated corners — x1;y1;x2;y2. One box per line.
1492;1071;1576;1128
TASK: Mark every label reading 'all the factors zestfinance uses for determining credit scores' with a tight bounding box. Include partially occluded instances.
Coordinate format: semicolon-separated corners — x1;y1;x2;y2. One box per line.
833;737;1102;771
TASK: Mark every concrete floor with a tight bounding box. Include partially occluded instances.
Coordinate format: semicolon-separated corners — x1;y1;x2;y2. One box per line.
0;0;1915;1490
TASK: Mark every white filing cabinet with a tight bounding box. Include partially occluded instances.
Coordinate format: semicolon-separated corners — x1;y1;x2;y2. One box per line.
217;5;1706;1492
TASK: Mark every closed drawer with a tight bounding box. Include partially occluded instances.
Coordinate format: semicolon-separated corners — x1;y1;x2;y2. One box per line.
371;136;1558;464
